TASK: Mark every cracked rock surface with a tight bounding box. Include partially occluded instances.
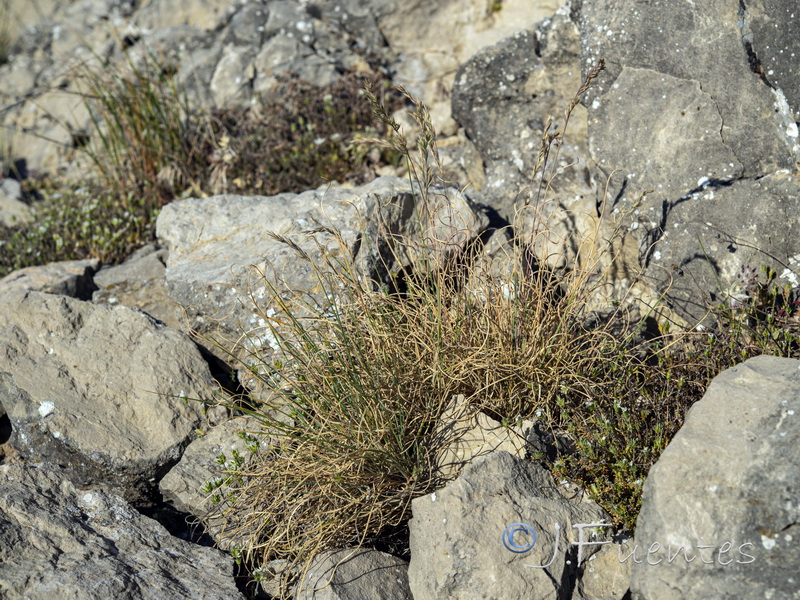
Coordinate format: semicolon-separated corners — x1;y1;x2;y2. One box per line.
0;463;244;600
580;0;800;322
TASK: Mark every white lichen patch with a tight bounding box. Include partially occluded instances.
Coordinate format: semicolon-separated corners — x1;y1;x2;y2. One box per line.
772;88;800;159
38;401;55;418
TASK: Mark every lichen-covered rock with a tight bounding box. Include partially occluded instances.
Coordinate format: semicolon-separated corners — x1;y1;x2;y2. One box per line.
156;176;488;364
452;6;590;220
581;0;800;322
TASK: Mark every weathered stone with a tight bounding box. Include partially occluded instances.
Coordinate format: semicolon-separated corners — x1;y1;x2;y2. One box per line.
631;355;800;599
453;6;590;220
296;548;412;600
0;258;99;298
580;0;800;321
0;178;32;226
582;0;796;177
0;291;222;503
434;394;530;479
377;0;562;133
156;176;488;364
749;1;800;121
92;244;182;330
0;463;244;600
408;451;610;600
209;43;256;107
159;415;264;543
574;540;632;599
132;0;231;31
637;172;800;322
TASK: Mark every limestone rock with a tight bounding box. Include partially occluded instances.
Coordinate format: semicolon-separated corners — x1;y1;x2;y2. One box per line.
408;451;610;600
159;415;265;545
0;178;32;227
156;176;488;364
452;6;591;220
0;463;244;600
0;258;99;298
434;394;531;479
0;291;221;503
574;540;632;599
92;243;182;330
636;172;800;322
296;548;412;600
132;0;231;31
631;355;800;599
580;0;800;322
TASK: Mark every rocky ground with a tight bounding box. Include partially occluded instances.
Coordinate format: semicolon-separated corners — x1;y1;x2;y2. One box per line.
1;1;799;598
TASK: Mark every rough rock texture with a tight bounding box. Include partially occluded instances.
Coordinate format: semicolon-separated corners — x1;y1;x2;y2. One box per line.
408;451;610;600
295;548;412;600
434;394;531;479
0;0;563;176
370;0;562;133
92;243;182;330
574;541;632;600
156;176;488;364
0;291;221;503
0;178;31;226
632;355;800;599
159;415;264;545
0;463;244;600
452;5;592;219
633;172;800;320
0;258;99;298
581;0;800;322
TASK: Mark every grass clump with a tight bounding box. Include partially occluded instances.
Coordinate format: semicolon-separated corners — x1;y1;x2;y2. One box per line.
200;58;800;597
203;61;645;594
0;44;400;279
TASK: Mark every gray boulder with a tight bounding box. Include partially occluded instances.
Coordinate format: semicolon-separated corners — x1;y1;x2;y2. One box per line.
0;178;32;227
92;243;183;330
632;355;800;599
295;548;412;600
0;258;99;298
408;451;610;600
0;463;244;600
159;415;264;546
581;0;800;322
452;5;592;221
0;291;222;503
156;176;488;365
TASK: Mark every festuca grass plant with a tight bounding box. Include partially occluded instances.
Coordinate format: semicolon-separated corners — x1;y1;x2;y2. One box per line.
77;47;203;215
200;60;671;595
200;59;800;596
